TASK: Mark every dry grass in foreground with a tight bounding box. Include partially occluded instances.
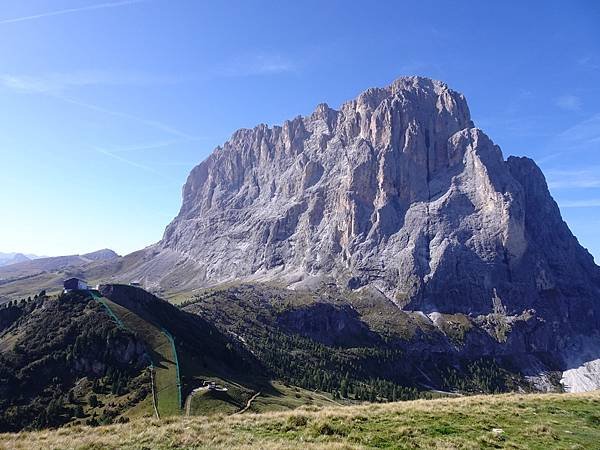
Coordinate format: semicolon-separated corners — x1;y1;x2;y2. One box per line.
1;391;599;449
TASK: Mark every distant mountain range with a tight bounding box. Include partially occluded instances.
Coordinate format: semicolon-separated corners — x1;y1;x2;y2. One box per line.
0;252;44;268
0;249;120;300
0;248;118;273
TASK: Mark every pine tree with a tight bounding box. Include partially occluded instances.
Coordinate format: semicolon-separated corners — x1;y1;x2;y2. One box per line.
340;377;348;398
88;394;99;408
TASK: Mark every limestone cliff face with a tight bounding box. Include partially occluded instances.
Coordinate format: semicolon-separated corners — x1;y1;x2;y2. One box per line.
154;76;599;327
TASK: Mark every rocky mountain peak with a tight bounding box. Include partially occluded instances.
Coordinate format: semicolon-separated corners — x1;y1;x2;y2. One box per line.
128;77;599;333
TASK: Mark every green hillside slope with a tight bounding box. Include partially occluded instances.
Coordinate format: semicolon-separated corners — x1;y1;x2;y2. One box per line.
1;392;598;449
0;285;268;431
90;292;181;417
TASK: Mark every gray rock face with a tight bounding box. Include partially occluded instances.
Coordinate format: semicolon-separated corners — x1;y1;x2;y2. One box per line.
149;76;598;328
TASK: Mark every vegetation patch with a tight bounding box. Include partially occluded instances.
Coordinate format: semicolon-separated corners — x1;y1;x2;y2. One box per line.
0;292;149;432
435;313;473;344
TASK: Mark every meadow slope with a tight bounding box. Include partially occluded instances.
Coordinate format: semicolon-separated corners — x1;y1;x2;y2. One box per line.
1;392;599;449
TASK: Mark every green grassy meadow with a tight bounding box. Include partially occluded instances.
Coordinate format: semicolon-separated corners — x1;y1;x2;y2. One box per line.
1;391;598;449
93;296;181;417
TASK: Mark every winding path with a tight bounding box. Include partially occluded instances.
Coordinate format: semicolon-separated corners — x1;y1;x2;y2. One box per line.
184;392;193;417
235;391;261;415
184;387;209;416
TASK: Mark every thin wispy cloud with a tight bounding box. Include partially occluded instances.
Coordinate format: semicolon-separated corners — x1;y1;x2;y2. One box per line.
154;161;198;167
0;0;148;25
540;113;600;162
478;115;551;139
504;89;534;115
101;139;193;154
547;168;600;189
536;151;564;165
58;94;197;140
559;199;600;208
216;53;297;77
0;70;198;139
559;113;600;147
0;54;294;97
577;55;600;71
555;94;582;112
92;146;178;183
0;70;180;94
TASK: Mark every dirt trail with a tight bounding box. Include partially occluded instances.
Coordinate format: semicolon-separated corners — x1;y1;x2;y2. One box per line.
235;391;261;415
184;392;192;417
151;367;160;419
184;387;209;416
185;388;259;417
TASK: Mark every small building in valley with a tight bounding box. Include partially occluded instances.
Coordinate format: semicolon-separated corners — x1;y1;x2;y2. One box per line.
63;278;89;291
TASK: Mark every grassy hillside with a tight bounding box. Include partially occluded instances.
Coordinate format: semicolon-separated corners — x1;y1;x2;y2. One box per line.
0;285;269;431
90;293;181;417
1;392;598;449
95;284;275;417
187;381;343;417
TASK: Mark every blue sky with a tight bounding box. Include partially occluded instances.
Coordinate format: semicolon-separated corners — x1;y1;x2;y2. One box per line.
0;0;599;262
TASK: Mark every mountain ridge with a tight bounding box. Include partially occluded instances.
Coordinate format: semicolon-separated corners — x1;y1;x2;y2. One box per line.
108;77;599;319
0;248;119;279
0;253;42;268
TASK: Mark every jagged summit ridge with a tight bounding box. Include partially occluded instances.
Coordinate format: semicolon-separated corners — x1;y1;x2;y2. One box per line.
172;77;471;220
128;76;597;327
